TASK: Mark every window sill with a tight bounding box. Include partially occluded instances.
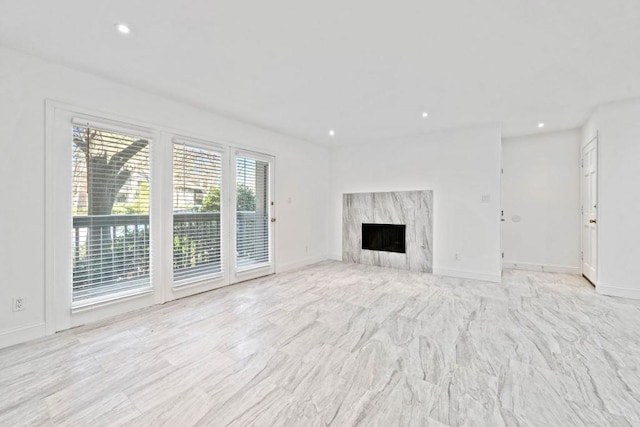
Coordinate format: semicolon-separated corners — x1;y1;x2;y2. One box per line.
172;273;224;291
71;287;153;313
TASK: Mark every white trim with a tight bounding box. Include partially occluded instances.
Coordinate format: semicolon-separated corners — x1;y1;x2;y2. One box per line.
69;293;156;328
44;101;56;335
47;99;277;158
172;135;227;153
154;129;171;305
47;101;74;332
0;323;46;349
234;148;276;162
277;255;329;273
433;267;502;283
221;145;232;289
71;116;154;138
581;130;599;149
503;262;580;275
229;150;276;284
236;263;272;275
332;261;502;283
329;252;342;261
172;274;225;291
71;287;153;313
171;280;231;299
596;283;640;300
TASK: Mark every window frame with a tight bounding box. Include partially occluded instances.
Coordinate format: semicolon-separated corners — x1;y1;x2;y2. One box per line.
46;104;161;332
45;101;274;334
170;137;229;291
70;120;154;306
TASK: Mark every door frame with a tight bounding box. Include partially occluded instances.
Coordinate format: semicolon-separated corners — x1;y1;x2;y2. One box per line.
229;148;276;284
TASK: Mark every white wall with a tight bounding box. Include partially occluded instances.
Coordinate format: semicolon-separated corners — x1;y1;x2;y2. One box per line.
583;98;640;299
329;124;502;282
502;130;581;273
0;45;330;348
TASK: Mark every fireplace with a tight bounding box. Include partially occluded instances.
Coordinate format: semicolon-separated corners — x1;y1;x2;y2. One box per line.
343;190;433;273
362;223;406;253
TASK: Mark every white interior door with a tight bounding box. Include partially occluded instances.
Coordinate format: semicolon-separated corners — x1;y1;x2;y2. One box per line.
230;150;275;284
582;136;598;284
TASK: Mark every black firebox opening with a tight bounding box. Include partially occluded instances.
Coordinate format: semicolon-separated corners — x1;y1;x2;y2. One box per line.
362;223;406;254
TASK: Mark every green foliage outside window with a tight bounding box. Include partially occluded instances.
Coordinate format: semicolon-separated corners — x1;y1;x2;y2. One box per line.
201;184;256;212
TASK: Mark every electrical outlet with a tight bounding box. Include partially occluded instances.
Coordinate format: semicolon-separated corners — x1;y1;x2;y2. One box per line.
305;245;309;253
454;253;460;261
12;297;24;312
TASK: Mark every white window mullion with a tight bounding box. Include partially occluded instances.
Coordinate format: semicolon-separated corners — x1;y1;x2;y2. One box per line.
151;130;170;305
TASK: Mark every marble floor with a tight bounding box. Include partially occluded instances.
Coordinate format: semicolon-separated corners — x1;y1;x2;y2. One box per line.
1;261;640;426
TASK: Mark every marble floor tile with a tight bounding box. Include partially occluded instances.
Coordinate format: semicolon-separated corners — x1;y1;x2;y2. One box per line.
123;387;213;427
1;261;640;426
51;392;140;427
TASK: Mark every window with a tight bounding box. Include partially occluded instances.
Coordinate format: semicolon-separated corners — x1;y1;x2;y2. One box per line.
49;104;276;330
71;125;151;303
173;141;223;284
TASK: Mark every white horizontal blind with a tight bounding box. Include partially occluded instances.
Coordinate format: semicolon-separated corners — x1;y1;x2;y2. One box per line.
235;155;270;271
71;125;151;303
173;142;223;284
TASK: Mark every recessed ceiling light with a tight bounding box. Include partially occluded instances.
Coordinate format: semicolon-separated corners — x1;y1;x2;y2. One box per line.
116;23;131;35
538;123;545;128
422;112;429;118
329;130;335;136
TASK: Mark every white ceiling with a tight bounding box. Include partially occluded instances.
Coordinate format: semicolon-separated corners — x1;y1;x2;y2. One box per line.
1;0;640;146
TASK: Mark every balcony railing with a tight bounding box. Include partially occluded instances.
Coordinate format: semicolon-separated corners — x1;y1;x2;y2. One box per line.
236;211;270;270
72;211;267;302
72;214;151;302
173;212;222;284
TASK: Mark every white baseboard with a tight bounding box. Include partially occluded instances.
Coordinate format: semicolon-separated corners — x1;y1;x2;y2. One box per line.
597;283;640;300
0;322;46;349
277;255;329;273
328;253;342;261
503;261;580;275
433;267;502;283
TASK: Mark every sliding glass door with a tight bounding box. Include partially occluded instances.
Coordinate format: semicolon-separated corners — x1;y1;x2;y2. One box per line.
172;141;224;286
48;104;277;332
230;151;275;283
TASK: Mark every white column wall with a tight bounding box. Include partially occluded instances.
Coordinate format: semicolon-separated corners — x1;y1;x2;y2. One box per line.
0;46;330;348
583;98;640;298
502;130;581;273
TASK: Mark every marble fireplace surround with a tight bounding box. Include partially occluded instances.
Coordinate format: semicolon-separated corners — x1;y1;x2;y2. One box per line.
343;190;433;272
